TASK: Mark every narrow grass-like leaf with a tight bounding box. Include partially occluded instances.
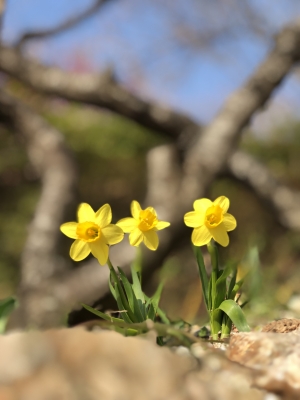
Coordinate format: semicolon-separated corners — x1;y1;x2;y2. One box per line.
156;306;170;324
211;308;223;340
229;278;244;300
151;282;164;312
194;246;209;309
0;297;16;333
108;278;117;301
147;301;156;320
218;299;250;332
82;303;124;323
214;264;233;308
114;283;135;323
109;270;137;322
131;265;145;303
117;267;145;322
227;266;237;297
117;268;135;310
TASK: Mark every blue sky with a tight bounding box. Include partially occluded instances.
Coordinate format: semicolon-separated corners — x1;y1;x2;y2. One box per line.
2;0;300;127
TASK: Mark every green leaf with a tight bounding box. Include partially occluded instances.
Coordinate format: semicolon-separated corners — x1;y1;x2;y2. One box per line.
214;264;233;308
109;270;136;322
229;278;244;300
151;282;164;312
156;306;170;325
114;283;135;323
117;267;145;322
0;297;17;333
147;302;156;321
131;265;145;303
211;308;223;339
227;264;238;297
108;277;117;300
82;303;124;323
194;246;209;310
117;268;135;310
218;299;250;332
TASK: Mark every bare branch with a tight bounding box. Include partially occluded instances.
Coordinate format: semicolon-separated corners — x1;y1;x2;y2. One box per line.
181;18;300;205
0;92;78;287
0;45;198;142
16;0;112;48
228;150;300;231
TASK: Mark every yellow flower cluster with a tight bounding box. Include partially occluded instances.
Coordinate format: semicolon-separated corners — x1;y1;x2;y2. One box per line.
60;196;236;265
60;200;170;265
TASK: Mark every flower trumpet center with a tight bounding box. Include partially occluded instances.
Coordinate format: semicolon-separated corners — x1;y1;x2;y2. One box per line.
204;205;223;228
76;221;100;242
138;209;158;232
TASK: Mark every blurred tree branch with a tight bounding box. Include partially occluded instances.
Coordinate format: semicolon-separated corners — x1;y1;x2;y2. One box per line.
2;18;300;327
15;0;112;48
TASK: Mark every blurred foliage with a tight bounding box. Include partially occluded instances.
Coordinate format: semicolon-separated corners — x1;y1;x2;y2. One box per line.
1;96;300;326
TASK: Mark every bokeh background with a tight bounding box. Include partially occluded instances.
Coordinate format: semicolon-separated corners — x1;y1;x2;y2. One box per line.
1;0;300;328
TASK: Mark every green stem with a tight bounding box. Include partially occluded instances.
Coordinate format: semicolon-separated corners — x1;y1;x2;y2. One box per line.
207;240;218;310
207;240;220;340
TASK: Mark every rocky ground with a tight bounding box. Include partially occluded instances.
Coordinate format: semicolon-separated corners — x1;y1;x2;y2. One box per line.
0;319;299;399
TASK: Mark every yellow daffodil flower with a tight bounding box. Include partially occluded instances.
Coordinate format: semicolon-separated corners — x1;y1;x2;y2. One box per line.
60;203;124;265
184;196;236;247
116;200;170;250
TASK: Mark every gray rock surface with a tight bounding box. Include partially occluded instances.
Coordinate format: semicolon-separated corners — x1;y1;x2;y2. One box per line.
228;330;300;399
0;327;265;400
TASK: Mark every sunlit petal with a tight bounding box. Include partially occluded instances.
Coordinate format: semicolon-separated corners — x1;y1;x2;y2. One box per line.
143;230;159;250
146;207;157;217
95;204;112;227
223;213;237;231
89;239;109;265
77;203;95;223
155;220;170;230
191;225;212;246
193;198;212;212
129;228;143;247
184;211;204;227
210;225;229;247
116;218;137;233
131;200;141;219
213;196;230;213
70;240;90;261
60;222;78;239
102;224;124;245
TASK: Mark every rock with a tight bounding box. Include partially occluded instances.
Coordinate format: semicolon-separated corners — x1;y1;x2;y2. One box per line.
261;318;300;333
0;327;265;400
228;331;300;399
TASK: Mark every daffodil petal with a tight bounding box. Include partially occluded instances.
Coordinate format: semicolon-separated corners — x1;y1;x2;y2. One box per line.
184;211;204;227
193;198;212;212
143;230;159;250
89;239;109;265
213;196;230;213
146;207;157;217
129;228;143;247
60;222;78;239
191;226;212;246
95;204;112;228
155;220;170;230
131;201;141;219
223;213;237;231
210;225;229;247
116;218;137;233
70;240;90;261
102;224;124;245
78;203;95;223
